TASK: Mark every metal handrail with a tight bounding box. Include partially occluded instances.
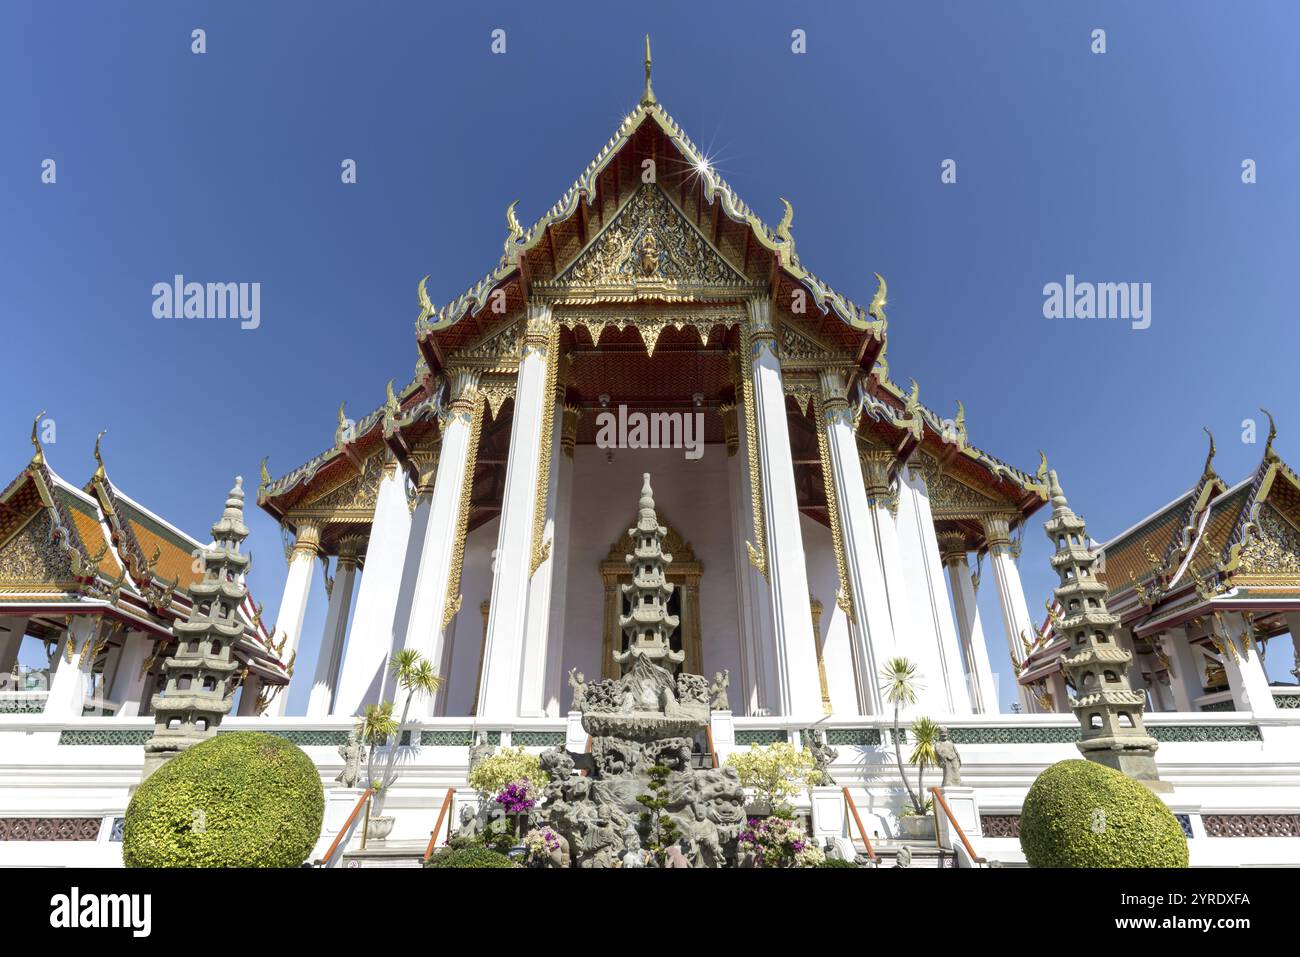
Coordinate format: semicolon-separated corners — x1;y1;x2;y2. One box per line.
318;786;374;868
704;724;719;769
841;787;877;863
930;786;987;867
423;787;457;862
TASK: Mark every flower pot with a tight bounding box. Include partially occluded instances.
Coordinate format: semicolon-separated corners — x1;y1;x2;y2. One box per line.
366;815;395;841
897;815;935;841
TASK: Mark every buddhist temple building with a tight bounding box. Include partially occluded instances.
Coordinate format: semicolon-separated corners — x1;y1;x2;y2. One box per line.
3;43;1299;866
1019;423;1300;718
0;428;286;721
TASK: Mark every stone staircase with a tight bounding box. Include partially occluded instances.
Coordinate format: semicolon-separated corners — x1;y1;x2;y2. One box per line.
339;839;428;868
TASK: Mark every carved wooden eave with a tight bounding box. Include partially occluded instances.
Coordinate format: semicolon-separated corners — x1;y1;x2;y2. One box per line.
415;92;885;377
280;449;386;556
259;372;428;520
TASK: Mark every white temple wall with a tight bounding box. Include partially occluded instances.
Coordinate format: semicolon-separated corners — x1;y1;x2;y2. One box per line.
800;514;862;716
560;444;742;710
441;516;500;717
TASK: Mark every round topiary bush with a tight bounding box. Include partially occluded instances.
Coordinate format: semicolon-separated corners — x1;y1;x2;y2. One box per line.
1020;759;1188;868
817;857;857;868
123;732;324;868
424;845;516;868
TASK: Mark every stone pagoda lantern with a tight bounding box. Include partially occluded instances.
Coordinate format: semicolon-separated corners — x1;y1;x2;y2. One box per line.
1043;470;1165;789
141;477;250;779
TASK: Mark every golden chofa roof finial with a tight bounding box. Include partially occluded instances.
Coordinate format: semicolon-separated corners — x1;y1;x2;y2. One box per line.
93;429;108;480
641;34;656;107
30;410;46;466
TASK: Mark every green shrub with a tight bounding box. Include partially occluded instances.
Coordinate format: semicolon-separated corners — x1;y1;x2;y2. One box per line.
124;732;324;868
817;857;857;868
1019;759;1188;868
424;845;516;868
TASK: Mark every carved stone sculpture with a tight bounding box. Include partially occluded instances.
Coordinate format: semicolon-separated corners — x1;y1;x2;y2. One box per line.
335;729;363;788
468;731;493;774
531;475;748;867
709;669;731;711
936;727;962;787
568;668;588;711
803;727;838;786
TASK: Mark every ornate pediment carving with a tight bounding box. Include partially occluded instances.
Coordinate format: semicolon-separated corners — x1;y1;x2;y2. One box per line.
1236;505;1300;580
0;510;76;591
290;452;385;525
553;184;752;294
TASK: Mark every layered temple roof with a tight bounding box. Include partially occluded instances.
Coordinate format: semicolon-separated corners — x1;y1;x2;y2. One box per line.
1019;423;1300;687
260;40;1048;545
0;426;287;686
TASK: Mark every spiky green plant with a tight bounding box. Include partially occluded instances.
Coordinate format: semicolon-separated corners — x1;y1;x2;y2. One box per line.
879;657;925;814
375;650;442;795
908;716;940;815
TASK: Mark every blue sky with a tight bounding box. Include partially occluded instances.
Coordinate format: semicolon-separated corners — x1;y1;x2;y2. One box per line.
3;1;1298;709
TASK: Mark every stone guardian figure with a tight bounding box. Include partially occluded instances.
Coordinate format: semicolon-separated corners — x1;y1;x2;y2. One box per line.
936;727;962;787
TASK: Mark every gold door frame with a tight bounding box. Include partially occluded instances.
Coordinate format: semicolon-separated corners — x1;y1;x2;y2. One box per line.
599;516;703;678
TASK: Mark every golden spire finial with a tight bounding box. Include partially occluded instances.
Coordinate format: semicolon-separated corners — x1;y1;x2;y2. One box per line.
1201;427;1217;478
641;34;656;106
93;429;108;479
30;410;46;466
1261;408;1278;460
868;273;888;325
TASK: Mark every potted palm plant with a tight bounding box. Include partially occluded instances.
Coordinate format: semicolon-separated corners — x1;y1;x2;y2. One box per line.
355;649;442;842
879;657;935;839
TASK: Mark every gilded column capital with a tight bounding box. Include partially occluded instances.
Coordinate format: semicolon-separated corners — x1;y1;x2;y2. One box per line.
818;368;853;424
561;403;582;458
445;367;482;419
381;451;400;479
335;533;367;568
937;531;969;566
859;449;893;499
289;520;322;558
745;296;777;357
409;444;440;496
981;514;1013;552
717;401;739;457
523;301;554;357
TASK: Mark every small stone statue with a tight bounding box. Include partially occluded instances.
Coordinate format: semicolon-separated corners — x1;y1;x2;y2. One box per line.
664;840;692;868
621;826;646;869
894;844;912;869
468;731;493;774
936;727;962;787
335;729;363;788
568;668;588;711
803;727;838;786
455;804;483;841
709;669;730;711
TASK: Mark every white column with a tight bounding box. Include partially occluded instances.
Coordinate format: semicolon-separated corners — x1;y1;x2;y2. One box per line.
1220;613;1277;714
984;515;1036;711
307;540;361;717
108;631;152;717
541;403;577;716
45;617;100;718
859;449;922;715
1160;627;1205;711
819;371;892;715
264;520;322;716
726;399;779;715
519;370;566;717
1285;613;1300;685
940;540;998;714
747;299;822;717
479;305;553;718
897;470;972;714
334;457;413;715
0;617;27;680
400;370;482;716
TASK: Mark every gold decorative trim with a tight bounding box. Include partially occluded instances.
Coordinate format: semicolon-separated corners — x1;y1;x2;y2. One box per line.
812;393;854;623
441;392;485;631
529;321;561;578
809;594;832;714
738;326;768;578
